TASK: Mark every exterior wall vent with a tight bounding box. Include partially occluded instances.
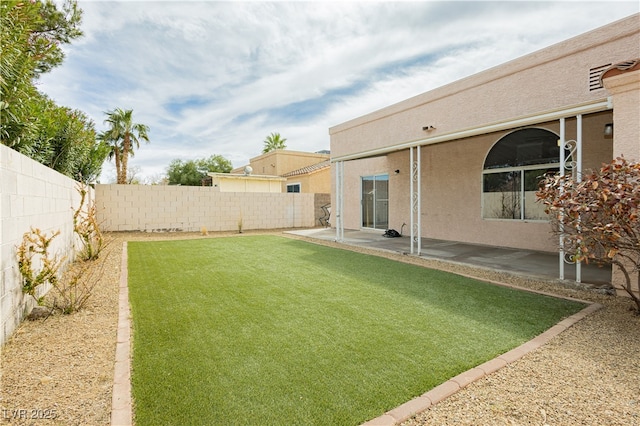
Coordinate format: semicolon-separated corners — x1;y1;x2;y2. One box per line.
589;63;611;91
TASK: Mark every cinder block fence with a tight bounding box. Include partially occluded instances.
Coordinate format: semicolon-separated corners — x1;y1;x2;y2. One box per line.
95;184;324;233
1;145;87;346
1;146;328;345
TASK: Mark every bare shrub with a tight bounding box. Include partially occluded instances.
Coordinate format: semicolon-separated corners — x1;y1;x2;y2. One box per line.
73;182;104;261
16;228;65;299
537;157;640;312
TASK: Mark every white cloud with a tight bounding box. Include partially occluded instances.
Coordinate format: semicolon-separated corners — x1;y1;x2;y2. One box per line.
38;1;639;182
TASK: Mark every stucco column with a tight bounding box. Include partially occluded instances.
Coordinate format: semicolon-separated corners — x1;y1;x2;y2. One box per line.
603;65;640;298
603;67;640;159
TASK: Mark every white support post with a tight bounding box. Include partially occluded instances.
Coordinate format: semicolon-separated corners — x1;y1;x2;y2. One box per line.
558;115;583;282
559;118;566;280
416;146;421;255
339;161;344;241
410;148;414;253
576;114;582;283
410;146;421;255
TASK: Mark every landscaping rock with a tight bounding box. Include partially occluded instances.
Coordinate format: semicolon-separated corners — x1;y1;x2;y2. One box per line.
27;306;51;321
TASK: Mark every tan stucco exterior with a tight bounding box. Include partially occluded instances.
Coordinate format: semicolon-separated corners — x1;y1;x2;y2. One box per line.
331;15;638;159
208;173;285;193
603;65;640;159
281;165;331;194
235;150;329;176
330;14;639;251
330;14;639;294
233;150;331;193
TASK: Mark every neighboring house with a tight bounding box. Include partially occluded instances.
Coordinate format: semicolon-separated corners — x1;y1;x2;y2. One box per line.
232;149;331;193
208;171;285;193
281;160;331;193
329;14;639;291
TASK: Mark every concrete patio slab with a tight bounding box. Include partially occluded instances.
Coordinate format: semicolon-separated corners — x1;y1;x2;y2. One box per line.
286;228;612;286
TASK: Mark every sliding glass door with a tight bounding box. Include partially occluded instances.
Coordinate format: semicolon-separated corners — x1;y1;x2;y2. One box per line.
362;174;389;229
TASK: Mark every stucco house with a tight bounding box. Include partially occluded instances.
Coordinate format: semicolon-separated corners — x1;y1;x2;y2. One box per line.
232;149;330;193
329;14;639;292
207;171;285;193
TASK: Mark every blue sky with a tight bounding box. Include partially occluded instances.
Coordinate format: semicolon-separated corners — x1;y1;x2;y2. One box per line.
39;1;639;183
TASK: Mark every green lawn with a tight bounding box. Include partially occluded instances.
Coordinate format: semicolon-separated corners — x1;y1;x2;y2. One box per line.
128;235;585;425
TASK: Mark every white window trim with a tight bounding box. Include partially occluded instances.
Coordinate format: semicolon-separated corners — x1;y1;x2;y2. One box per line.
286;183;301;193
481;162;559;222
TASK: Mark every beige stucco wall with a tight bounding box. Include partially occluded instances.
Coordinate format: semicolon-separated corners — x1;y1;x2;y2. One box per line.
334;112;614;253
284;168;331;194
210;174;285;193
604;68;640;160
602;67;640;297
330;14;639;158
330;15;637;254
332;156;389;230
242;150;330;176
95;184;316;232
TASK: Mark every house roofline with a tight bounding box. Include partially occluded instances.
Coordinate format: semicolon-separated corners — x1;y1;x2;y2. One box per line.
331;98;612;163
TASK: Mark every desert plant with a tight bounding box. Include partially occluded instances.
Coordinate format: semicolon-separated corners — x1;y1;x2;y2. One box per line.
16;228;65;298
537;157;640;312
50;255;107;314
73;182;104;260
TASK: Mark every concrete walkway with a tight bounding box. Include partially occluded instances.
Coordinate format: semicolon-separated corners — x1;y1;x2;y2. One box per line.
286;228;612;286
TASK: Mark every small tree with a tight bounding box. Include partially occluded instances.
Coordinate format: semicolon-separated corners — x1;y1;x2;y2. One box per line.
536;157;640;312
166;154;232;186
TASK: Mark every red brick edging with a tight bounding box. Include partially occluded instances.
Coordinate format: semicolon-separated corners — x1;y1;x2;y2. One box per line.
360;302;603;425
111;242;132;426
108;240;603;426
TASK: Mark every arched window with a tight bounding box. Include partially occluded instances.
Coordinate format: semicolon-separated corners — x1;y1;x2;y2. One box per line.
482;128;561;220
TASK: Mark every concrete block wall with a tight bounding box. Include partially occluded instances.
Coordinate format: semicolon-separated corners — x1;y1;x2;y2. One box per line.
0;145;88;346
95;184;319;232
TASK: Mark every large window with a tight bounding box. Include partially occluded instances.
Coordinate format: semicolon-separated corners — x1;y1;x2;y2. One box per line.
362;174;388;229
482;128;561;220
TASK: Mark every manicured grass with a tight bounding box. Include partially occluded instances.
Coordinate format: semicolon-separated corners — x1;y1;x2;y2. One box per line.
128;236;585;425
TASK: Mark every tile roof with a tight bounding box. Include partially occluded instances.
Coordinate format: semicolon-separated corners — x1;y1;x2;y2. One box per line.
281;160;331;177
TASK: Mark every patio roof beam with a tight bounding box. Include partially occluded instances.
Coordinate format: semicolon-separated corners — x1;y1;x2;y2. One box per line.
331;98;611;163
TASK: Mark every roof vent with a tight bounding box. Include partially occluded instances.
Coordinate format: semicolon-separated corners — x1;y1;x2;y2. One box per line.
589;63;611;91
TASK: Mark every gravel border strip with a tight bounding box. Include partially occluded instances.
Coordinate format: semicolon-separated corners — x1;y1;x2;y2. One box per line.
361;302;603;425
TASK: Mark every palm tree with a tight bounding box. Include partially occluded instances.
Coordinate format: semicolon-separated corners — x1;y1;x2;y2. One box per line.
101;108;150;184
262;132;287;154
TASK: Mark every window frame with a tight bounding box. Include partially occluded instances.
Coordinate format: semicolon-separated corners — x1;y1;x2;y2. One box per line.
361;174;389;230
481;163;558;221
481;127;561;222
286;183;301;193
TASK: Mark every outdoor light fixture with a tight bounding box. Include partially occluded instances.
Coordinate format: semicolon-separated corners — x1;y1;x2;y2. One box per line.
394;169;400;174
604;123;613;137
422;125;436;131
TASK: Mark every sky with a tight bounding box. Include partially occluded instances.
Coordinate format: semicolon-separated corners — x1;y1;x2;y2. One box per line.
39;1;639;183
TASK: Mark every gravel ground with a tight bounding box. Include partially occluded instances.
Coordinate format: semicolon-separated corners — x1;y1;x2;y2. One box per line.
1;230;639;425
